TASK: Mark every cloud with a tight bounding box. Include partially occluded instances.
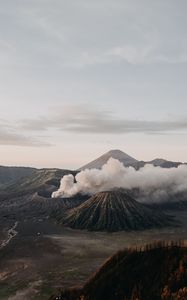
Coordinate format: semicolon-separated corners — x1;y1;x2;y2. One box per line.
2;105;187;148
20;105;187;135
0;121;51;147
52;157;187;203
107;45;153;65
74;45;187;68
2;0;186;70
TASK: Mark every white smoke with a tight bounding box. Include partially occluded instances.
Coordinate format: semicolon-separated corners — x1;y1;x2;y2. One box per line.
52;158;187;203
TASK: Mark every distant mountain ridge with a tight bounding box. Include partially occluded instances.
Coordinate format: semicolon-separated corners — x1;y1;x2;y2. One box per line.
0;149;185;189
0;166;36;186
148;158;182;168
79;149;185;170
0;168;76;198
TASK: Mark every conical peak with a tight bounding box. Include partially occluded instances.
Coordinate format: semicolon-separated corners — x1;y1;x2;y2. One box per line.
107;149;133;156
104;149;137;160
107;149;126;155
62;189;175;232
79;149;137;170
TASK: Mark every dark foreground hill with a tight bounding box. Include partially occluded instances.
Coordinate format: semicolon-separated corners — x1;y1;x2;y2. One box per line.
62;190;175;232
50;242;187;300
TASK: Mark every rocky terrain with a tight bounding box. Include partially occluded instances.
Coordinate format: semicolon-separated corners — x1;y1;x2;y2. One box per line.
51;242;187;300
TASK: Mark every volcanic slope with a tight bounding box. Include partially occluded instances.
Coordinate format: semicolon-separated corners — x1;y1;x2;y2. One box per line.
0;168;77;199
0;168;84;222
78;149;138;170
62;190;175;232
52;242;187;300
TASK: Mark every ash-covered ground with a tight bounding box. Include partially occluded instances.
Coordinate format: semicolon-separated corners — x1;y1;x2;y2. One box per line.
0;210;187;300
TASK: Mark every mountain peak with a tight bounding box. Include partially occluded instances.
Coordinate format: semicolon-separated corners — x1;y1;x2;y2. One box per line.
108;149;125;154
78;149;137;170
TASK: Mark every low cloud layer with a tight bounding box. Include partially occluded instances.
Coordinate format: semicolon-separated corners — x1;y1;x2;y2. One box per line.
2;105;187;147
0;121;50;147
52;158;187;203
21;105;187;135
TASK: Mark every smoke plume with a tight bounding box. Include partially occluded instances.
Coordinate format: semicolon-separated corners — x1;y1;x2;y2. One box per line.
52;158;187;203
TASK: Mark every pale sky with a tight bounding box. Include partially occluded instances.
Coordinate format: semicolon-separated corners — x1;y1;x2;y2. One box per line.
0;0;187;169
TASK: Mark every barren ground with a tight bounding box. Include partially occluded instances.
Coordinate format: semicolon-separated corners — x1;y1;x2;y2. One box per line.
0;210;187;299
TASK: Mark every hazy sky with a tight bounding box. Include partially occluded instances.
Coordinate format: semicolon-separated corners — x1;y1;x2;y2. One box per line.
1;0;187;169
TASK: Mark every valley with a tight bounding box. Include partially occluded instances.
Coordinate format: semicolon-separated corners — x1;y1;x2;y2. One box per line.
0;210;187;299
0;150;187;299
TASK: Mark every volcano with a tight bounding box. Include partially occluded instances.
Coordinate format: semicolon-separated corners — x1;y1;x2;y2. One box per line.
78;149;138;170
62;190;175;232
